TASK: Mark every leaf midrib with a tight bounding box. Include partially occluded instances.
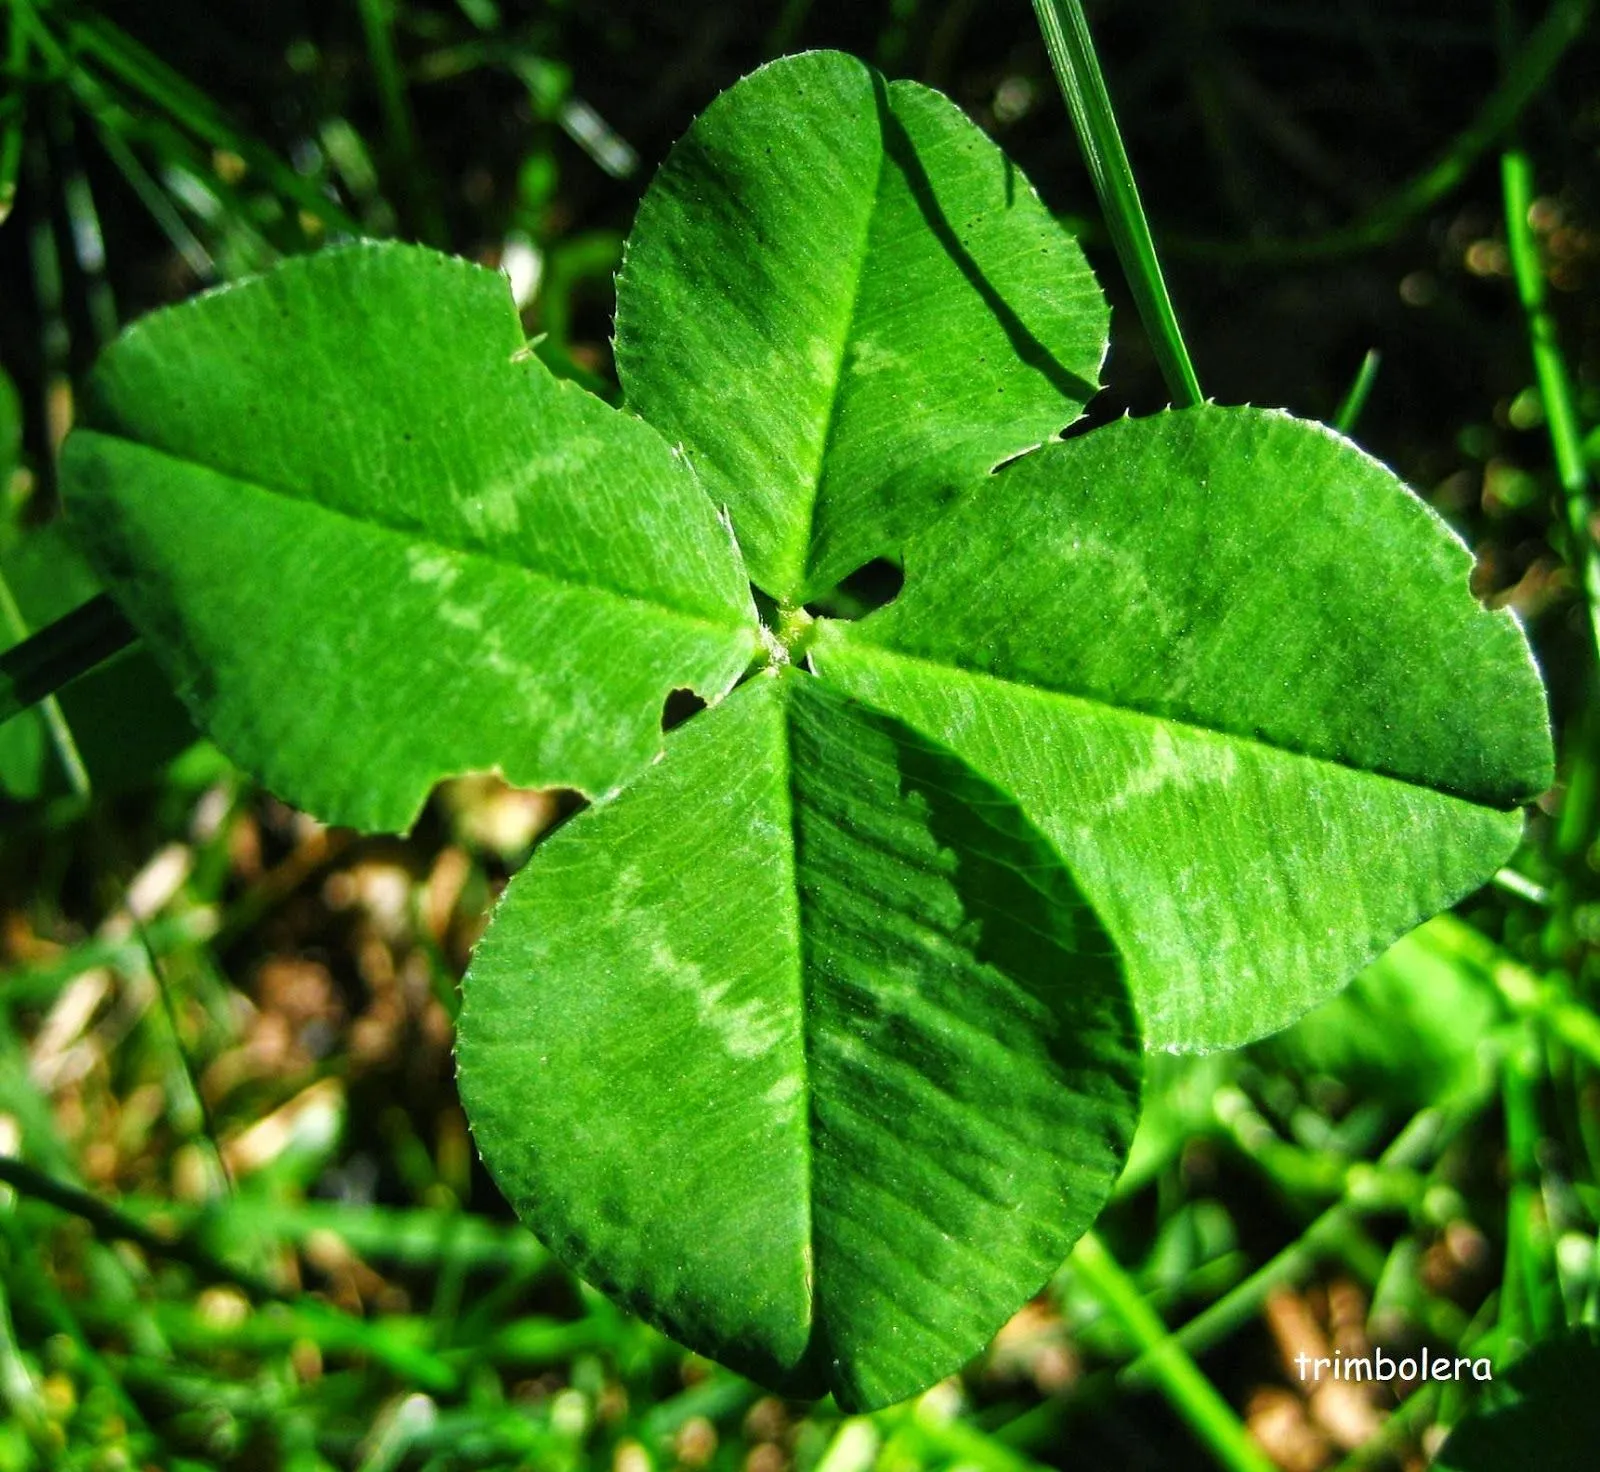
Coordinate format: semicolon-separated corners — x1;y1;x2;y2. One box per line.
80;431;758;641
825;630;1527;810
771;681;822;1380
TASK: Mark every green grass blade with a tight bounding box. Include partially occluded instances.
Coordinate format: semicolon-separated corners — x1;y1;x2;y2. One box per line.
84;110;216;279
1502;147;1600;661
1030;0;1202;407
39;31;217;278
1333;349;1382;435
354;0;445;243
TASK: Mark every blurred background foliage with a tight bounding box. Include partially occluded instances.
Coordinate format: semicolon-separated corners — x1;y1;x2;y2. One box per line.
0;0;1598;1468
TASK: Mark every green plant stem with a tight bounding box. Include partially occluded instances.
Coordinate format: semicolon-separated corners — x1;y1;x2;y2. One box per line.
0;1212;153;1445
0;1267;47;1445
636;1375;762;1444
1070;1232;1276;1472
766;0;816;54
1;905;220;1009
193;1197;550;1275
1502;146;1600;661
0;590;136;726
1002;1097;1487;1451
1030;0;1202;408
1425;913;1600;1069
145;1301;457;1393
135;919;232;1196
882;1398;1049;1472
1324;1382;1441;1472
86;105;215;277
1493;866;1552;906
2;1156;464;1393
28;17;217;278
1174;0;1592;264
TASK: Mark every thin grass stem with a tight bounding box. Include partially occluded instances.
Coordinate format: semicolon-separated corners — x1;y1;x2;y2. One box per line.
46;8;361;237
1500;1036;1558;1345
1333;349;1381;435
1324;1381;1441;1472
53;46;216;278
1030;0;1203;408
0;1212;152;1441
0;1154;271;1293
1492;866;1552;906
0;1156;465;1392
134;919;234;1197
355;0;444;243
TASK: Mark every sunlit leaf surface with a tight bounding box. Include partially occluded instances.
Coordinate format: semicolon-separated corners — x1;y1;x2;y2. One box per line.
62;244;760;831
615;50;1108;604
816;406;1551;1048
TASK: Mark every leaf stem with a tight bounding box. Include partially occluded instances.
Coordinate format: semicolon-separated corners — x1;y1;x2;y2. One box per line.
1030;0;1202;408
1070;1232;1276;1472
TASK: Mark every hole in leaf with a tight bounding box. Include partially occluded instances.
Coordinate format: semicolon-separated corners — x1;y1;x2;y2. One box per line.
806;558;905;622
661;687;708;731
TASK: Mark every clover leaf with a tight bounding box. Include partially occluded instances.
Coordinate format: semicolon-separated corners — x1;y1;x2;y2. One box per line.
615;50;1108;604
458;671;1141;1411
813;405;1550;1047
55;47;1551;1410
63;246;761;831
